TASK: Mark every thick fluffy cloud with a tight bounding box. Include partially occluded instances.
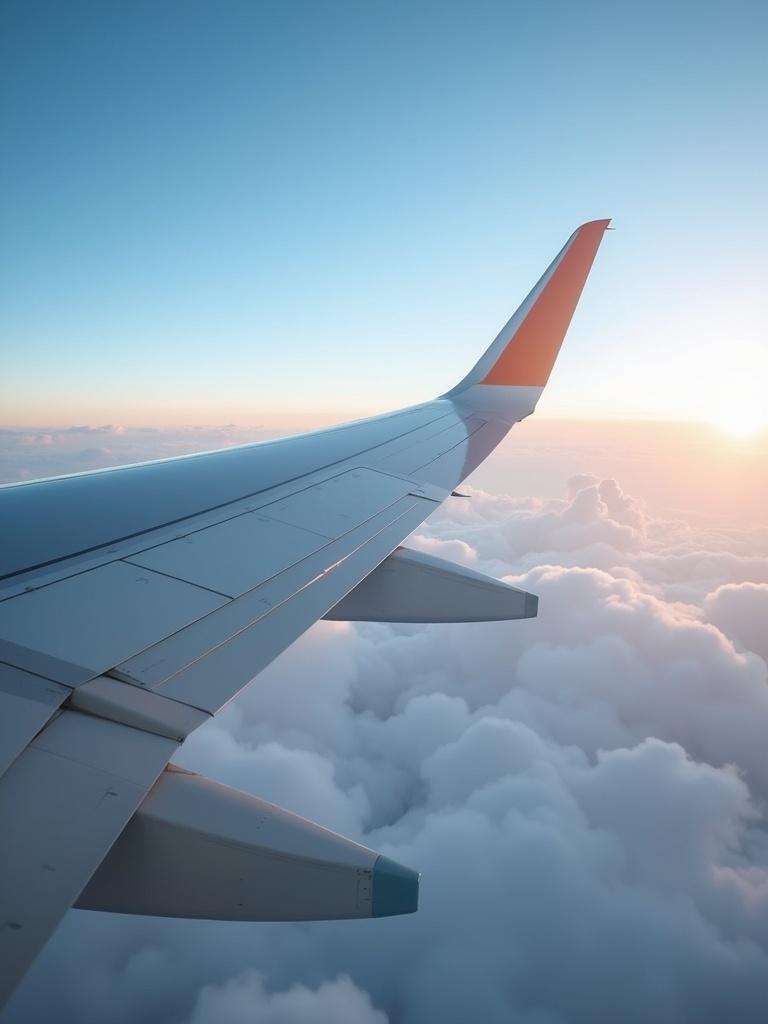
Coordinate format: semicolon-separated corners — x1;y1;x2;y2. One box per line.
187;973;387;1024
704;583;768;662
4;463;768;1024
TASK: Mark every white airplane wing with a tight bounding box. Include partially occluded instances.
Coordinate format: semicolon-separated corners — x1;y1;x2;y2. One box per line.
0;219;610;1004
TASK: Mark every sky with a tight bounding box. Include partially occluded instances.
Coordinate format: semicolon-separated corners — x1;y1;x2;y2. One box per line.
1;0;767;429
2;3;768;1023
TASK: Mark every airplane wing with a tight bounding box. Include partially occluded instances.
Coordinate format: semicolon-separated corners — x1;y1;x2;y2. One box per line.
0;219;610;1004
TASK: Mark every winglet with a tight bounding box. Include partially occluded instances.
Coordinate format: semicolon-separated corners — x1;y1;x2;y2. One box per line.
447;219;611;393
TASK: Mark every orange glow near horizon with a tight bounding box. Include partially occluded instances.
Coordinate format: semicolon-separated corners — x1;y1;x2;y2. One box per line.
2;405;768;438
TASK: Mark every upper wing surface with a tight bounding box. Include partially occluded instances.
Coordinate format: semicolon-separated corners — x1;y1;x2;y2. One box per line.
1;403;467;699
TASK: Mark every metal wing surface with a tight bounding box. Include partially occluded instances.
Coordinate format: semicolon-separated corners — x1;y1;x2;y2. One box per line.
0;220;610;1005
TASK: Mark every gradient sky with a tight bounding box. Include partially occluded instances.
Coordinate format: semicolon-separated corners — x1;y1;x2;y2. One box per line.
1;0;767;428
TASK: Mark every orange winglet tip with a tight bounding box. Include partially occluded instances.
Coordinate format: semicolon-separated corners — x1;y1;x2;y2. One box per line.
480;219;611;388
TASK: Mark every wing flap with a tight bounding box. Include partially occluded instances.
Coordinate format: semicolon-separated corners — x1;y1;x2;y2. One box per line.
69;675;209;741
0;664;70;778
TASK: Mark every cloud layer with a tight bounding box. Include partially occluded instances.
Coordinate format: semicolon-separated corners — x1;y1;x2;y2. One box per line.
4;450;768;1024
0;424;263;483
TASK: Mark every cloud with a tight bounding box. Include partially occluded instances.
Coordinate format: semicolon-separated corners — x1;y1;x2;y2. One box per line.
704;583;768;662
0;424;267;485
4;464;768;1024
76;446;112;461
186;972;387;1024
60;425;126;435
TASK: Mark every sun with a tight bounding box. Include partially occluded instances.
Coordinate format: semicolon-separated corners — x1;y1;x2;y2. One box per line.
712;398;767;438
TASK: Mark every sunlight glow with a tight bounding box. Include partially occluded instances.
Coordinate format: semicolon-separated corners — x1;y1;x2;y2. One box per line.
713;401;766;438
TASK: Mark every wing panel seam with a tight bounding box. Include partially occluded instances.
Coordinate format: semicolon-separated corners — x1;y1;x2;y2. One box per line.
0;411;454;584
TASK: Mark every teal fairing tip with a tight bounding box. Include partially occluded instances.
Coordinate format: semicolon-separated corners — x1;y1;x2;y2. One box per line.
371;855;420;917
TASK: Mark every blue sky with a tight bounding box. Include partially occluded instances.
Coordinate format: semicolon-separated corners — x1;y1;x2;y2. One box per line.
1;0;766;425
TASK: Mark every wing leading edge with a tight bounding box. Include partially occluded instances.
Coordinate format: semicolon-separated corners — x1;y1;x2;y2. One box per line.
0;220;610;1007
